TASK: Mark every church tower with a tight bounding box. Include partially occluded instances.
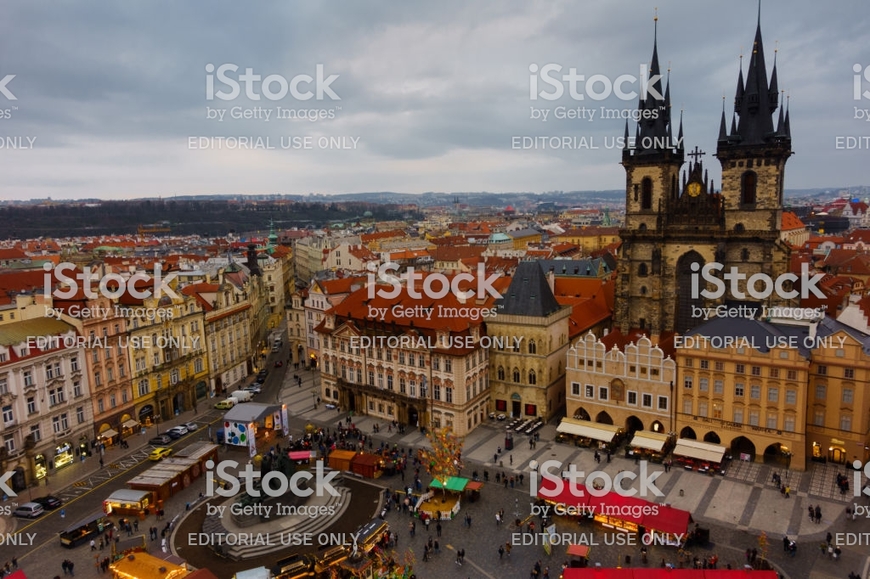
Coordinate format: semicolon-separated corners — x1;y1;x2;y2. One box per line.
715;6;792;294
615;8;794;337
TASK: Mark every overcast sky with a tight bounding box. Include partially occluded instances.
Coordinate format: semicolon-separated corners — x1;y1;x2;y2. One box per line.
1;0;869;200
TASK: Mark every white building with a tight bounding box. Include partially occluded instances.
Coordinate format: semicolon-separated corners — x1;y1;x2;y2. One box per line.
0;318;93;491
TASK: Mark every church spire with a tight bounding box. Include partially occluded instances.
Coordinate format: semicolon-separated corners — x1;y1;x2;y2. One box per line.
631;9;677;156
718;97;728;141
731;0;778;145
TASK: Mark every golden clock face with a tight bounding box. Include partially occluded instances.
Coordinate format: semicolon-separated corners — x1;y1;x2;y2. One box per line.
687;182;702;197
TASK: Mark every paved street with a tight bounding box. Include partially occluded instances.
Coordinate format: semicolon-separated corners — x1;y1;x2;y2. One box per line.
3;352;869;579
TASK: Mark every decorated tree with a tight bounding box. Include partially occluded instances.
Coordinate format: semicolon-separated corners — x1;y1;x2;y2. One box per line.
419;426;464;493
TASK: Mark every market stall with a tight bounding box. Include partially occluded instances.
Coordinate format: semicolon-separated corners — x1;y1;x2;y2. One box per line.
126;457;203;501
103;489;155;517
422;476;469;519
351;453;383;478
328;449;357;471
465;480;484;503
59;511;114;548
537;479;692;543
566;544;590;568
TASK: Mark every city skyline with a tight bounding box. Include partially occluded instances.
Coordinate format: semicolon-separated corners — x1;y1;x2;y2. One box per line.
2;0;870;200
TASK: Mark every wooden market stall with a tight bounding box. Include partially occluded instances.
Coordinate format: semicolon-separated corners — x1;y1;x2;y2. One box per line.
103;489;155;517
537;478;693;543
350;453;383;478
59;510;114;548
328;449;357;472
421;476;469;519
566;544;590;567
126;457;202;502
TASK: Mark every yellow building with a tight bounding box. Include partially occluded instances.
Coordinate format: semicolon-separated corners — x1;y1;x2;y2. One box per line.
124;292;209;425
806;307;870;465
555;227;620;254
675;317;810;470
488;262;570;422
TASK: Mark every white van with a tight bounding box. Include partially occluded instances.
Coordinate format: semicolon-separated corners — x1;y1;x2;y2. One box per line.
231;390;253;403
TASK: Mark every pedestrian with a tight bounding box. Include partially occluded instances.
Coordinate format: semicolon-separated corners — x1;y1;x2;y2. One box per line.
506;542;512;557
62;560;69;575
499;544;505;558
815;505;822;524
68;560;75;576
510;454;513;465
90;538;96;550
826;532;833;545
436;522;442;537
782;536;789;552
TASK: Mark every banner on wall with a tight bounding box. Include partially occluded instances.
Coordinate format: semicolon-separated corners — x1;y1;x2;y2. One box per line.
248;422;257;458
282;405;289;437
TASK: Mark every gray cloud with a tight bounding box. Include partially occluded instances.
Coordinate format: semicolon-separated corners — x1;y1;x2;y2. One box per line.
1;0;869;199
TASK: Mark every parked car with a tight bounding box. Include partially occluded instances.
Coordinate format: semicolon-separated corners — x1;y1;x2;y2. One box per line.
166;425;189;438
148;447;173;461
257;369;268;380
13;502;45;518
183;422;199;431
245;384;262;395
215;397;238;410
32;495;63;510
149;434;172;445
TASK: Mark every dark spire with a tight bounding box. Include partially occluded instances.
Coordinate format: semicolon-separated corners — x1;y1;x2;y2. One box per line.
768;46;779;112
732;4;777;144
730;112;738;135
623;119;630;149
734;55;745;114
775;92;786;136
633;10;674;156
718;97;728;141
677;108;684;143
784;95;791;137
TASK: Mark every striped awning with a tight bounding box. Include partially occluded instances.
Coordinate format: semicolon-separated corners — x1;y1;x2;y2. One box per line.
100;429;118;439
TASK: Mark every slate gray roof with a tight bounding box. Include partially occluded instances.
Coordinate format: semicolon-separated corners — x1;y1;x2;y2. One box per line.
496;261;561;317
